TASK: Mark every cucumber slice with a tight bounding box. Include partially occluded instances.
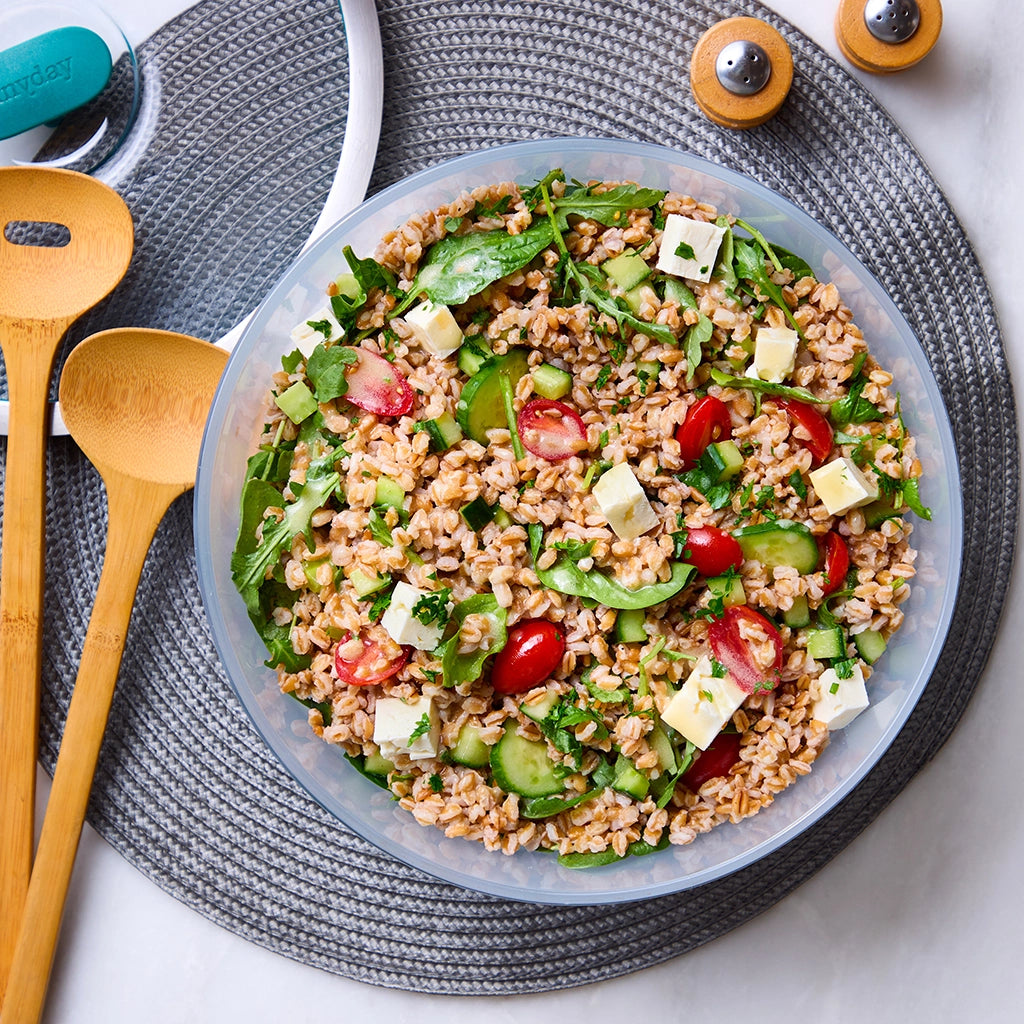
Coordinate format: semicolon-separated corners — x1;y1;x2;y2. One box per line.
603;250;651;291
460;495;495;532
450;722;490;768
492;508;513;529
734;520;819;573
707;574;745;608
363;751;395;776
782;594;811;628
532;363;572;400
637;360;661;382
611;754;650;800
708;439;744;480
275;381;317;424
457;338;493;377
374;475;405;509
419;410;463;452
853;628;887;664
520;689;559;724
806;626;846;660
624;282;658;316
334;272;361;300
614;608;648;644
348;568;391;599
649;720;678;775
456;347;531;443
489;725;563;797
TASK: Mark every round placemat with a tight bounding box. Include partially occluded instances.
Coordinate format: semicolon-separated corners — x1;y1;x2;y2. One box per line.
0;0;1016;996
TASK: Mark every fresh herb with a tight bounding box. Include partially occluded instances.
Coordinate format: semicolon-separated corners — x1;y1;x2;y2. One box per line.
539;697;609;769
675;241;697;260
789;470;808;500
595;364;613;389
473;194;512;218
408;712;432;743
366;507;394;547
367;587;393;622
831;378;883;426
731;237;804;339
833;658;856;680
580;666;631;705
434;594;508;688
412;587;452;627
428;773;444;793
710;658;727;678
671;524;689;559
684;315;714;382
306;318;333;340
829;681;840;694
679;448;734;510
700;689;714;702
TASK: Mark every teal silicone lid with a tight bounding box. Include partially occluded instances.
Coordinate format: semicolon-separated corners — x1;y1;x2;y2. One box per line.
0;26;113;141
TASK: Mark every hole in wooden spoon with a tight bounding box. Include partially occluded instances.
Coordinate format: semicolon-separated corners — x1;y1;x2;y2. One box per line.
3;220;72;247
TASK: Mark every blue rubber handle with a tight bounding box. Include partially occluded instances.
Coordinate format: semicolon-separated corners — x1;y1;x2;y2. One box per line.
0;27;112;142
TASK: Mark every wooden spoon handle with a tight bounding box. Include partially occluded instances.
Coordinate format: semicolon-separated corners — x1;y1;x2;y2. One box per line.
1;475;178;1024
0;318;68;999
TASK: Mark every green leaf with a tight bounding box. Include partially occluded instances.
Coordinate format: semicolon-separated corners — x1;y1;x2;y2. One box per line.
408;712;432;742
412;587;452;627
305;342;359;403
732;237;805;339
708;367;817;403
830;378;884;426
684;315;714;382
535;553;695;611
258;618;310;672
557;849;624;869
521;789;600;819
435;594;508;688
281;348;304;373
396;219;556;313
553;183;665;229
902;477;932;520
654;740;697;809
343;753;391;790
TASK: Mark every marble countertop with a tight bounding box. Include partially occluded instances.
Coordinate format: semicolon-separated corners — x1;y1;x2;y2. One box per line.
22;1;1024;1021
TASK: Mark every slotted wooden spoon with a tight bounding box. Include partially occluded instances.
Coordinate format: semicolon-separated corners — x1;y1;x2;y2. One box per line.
1;328;228;1023
0;167;133;998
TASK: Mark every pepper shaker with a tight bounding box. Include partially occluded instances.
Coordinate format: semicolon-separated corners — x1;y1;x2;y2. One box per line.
690;17;794;129
835;0;942;73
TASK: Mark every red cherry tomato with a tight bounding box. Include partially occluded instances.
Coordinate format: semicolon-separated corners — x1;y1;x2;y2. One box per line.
675;395;732;469
334;631;410;686
817;531;850;596
777;398;833;465
490;619;566;695
681;526;744;577
517;399;587;462
707;605;783;695
681;730;743;790
343;348;415;417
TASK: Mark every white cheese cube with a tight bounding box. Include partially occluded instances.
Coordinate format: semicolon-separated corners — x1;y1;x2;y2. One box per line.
373;696;440;761
811;664;869;730
751;325;799;383
592;462;659;540
661;655;747;750
379;581;453;651
656;214;726;283
809;456;879;516
403;300;464;357
290;307;342;357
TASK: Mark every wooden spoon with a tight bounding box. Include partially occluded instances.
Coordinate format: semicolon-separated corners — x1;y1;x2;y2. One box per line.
1;328;228;1024
0;167;133;996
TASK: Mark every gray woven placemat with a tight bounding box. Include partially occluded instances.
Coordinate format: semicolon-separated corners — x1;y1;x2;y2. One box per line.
0;0;1016;995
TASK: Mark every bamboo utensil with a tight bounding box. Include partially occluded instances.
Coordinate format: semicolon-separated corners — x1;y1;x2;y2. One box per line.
1;328;227;1023
0;168;133;999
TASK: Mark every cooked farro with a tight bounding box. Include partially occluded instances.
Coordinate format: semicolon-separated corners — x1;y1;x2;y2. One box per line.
232;172;927;865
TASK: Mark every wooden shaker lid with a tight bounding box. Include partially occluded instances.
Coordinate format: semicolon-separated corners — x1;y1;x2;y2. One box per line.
689;17;793;129
835;0;942;73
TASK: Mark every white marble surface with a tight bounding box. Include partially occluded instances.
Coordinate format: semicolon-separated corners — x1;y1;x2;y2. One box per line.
18;1;1024;1021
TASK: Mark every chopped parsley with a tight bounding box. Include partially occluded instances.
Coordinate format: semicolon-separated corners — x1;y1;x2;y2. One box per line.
306;318;333;339
367;587;393;622
710;658;727;678
595;364;613;389
675;241;697;260
408;712;432;742
412;587;452;627
428;773;444;793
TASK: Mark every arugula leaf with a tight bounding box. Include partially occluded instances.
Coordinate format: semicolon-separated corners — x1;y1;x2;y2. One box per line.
708;367;817;403
520;168;565;210
281;348;304;374
394;220;556;314
328;246;396;333
713;217;738;295
684;314;714;382
902;477;932;520
553;183;666;229
654;740;697;808
830;377;883;426
259;618;310;672
434;594;508;687
305;342;359;403
734;218;783;272
772;244;815;283
732;237;805;339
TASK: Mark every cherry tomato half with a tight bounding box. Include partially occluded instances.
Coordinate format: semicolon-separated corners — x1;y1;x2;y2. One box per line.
681;730;743;791
490;619;566;695
675;395;732;469
777;398;833;465
343;348;415;417
707;605;783;695
817;531;851;596
334;631;410;686
681;526;744;577
517;399;587;462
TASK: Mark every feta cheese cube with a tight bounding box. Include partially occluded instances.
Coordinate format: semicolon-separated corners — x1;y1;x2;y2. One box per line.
592;462;659;540
290;307;342;357
811;664;869;730
661;655;747;751
379;581;453;651
809;456;879;516
403;300;464;357
656;214;726;283
373;696;440;761
751;325;799;383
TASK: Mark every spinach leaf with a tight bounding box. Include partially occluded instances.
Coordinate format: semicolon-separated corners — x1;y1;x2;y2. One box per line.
830;377;884;426
434;594;508;688
521;789;599;819
708;367;817;403
732;237;805;339
537;553;694;611
902;477;932;520
557;849;624;869
305;342;359;403
258;618;310;672
394;219;556;314
329;246;396;332
772;244;815;282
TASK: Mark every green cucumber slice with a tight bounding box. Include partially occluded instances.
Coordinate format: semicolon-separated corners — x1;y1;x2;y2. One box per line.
853;628;887;664
457;338;493;377
611;754;650;800
275;381;317;424
520;689;559;724
603;250;651;291
455;347;531;443
707;573;745;607
734;520;818;573
613;608;648;643
489;725;563;797
348;568;391;599
782;594;811;628
806;626;846;660
363;751;395;776
460;495;495;532
532;363;572;400
374;475;405;509
450;722;490;768
419;410;463;452
708;439;744;480
649;720;678;775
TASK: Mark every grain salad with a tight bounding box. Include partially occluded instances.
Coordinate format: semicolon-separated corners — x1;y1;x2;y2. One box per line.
231;170;929;867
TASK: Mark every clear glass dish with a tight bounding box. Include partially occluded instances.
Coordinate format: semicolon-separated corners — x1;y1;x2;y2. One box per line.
194;138;962;905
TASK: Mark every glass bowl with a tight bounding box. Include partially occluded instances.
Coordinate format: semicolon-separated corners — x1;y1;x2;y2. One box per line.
194;137;962;905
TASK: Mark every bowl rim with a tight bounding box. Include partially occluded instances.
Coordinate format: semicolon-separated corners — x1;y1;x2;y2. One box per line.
195;136;964;904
